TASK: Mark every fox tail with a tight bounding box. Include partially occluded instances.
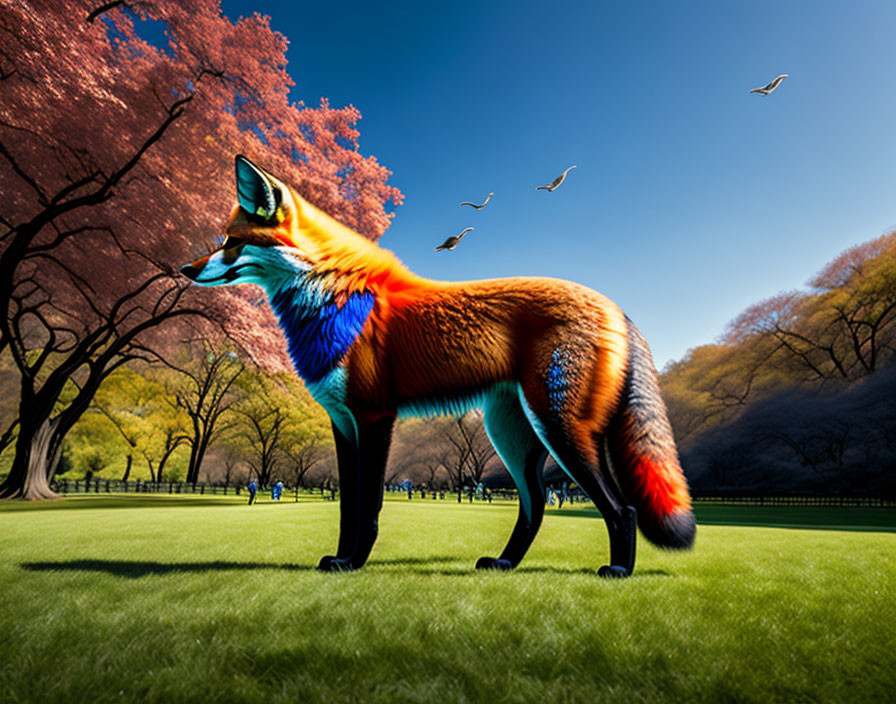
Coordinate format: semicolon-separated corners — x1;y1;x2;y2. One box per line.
604;318;696;550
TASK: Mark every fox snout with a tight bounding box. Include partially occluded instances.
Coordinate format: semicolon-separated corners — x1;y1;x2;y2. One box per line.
180;263;201;280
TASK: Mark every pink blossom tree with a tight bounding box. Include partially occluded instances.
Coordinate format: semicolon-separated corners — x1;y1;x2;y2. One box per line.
0;1;402;498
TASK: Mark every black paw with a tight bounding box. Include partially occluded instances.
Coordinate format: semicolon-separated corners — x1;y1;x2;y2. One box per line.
598;564;631;579
476;557;514;571
317;555;355;572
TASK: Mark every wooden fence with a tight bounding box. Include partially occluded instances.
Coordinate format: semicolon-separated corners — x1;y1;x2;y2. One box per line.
54;477;242;496
50;477;894;508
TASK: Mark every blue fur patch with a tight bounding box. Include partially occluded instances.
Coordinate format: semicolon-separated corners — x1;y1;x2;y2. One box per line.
546;349;570;415
270;286;374;383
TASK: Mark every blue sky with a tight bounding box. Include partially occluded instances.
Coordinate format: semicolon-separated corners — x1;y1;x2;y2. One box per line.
222;0;896;369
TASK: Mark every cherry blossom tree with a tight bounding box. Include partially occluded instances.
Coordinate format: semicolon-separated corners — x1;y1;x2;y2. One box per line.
0;1;402;498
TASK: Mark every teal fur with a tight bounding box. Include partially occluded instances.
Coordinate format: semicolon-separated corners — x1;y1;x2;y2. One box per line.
399;389;494;420
482;385;543;521
305;367;358;445
517;386;576;484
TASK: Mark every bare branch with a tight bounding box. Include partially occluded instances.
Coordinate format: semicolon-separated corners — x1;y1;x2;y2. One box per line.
0;137;48;205
86;1;127;24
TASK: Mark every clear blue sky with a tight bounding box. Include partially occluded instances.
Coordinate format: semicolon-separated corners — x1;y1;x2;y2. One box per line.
222;0;896;369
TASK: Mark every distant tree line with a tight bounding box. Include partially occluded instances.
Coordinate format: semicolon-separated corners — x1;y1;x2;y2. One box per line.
29;339;332;491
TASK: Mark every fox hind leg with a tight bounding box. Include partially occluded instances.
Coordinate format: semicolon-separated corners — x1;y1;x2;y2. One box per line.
517;387;637;577
479;388;548;570
596;437;637;577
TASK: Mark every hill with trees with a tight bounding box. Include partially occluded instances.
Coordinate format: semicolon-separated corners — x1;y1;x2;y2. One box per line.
661;230;896;498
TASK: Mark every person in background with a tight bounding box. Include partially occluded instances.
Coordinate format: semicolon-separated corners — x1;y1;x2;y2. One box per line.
248;480;257;505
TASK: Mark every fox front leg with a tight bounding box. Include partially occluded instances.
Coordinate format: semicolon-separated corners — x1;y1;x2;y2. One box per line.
318;416;395;572
317;421;360;572
478;390;549;570
475;442;546;571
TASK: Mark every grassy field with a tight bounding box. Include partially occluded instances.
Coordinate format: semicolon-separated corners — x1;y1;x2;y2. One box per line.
0;495;893;703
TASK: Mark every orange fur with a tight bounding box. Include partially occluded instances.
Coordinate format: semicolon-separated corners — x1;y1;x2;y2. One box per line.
203;178;693;550
184;158;696;570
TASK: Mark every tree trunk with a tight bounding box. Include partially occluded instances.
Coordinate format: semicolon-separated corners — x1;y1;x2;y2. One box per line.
186;434;211;486
0;417;62;500
44;432;65;485
121;454;132;482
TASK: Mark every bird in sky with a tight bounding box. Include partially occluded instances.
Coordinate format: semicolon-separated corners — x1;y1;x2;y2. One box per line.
460;192;494;210
435;227;474;251
750;74;788;95
537;165;577;192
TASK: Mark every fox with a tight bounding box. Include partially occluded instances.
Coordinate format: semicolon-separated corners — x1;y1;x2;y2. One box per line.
181;155;695;577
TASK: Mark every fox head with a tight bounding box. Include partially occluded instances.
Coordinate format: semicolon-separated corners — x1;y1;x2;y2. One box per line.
181;155;410;300
182;156;421;382
182;155;309;291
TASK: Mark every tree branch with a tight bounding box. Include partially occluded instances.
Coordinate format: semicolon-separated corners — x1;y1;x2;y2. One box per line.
86;1;127;24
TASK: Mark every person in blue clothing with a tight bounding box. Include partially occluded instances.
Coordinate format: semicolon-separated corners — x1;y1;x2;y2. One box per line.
273;480;284;501
248;480;257;505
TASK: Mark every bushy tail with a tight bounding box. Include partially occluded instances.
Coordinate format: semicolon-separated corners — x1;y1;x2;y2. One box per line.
605;318;695;550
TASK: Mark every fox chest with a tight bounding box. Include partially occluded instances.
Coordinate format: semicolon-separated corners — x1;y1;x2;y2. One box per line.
270;287;375;384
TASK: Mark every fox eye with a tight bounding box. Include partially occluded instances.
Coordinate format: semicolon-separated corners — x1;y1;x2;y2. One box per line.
222;237;245;264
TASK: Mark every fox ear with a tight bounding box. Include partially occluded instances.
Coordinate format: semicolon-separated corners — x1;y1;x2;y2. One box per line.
235;155;278;220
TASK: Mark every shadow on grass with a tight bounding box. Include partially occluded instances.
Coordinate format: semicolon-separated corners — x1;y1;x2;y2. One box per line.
20;559;314;578
517;567;671;577
0;495;247;511
22;558;673;579
367;555;459;566
369;563;671;578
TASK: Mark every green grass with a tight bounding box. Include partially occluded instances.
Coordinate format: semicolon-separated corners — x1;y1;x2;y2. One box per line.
0;496;893;703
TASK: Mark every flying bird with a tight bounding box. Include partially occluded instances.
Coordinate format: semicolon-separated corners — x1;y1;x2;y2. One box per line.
460;192;494;210
435;227;474;251
537;165;577;192
750;74;788;95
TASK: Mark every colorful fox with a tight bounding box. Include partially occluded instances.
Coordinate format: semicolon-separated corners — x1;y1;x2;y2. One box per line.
182;156;695;576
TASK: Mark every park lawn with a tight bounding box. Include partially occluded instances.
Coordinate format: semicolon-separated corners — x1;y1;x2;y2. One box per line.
0;497;893;703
